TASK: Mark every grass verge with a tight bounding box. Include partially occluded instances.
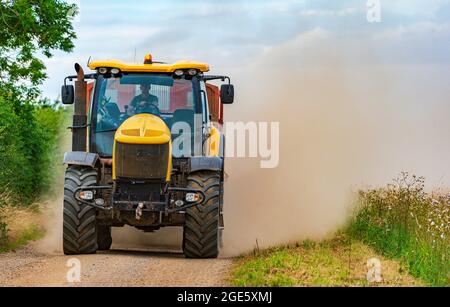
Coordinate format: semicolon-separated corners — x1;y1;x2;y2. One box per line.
231;236;421;287
0;205;46;253
0;224;45;253
347;173;449;286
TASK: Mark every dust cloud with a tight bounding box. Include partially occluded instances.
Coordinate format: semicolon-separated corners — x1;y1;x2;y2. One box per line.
221;29;450;256
34;129;71;254
35;194;63;254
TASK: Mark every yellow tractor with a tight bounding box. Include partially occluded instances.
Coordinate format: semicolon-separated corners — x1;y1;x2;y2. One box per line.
61;54;234;258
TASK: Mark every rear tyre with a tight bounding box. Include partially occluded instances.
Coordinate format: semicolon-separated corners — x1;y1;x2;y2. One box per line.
63;166;99;255
97;225;112;251
183;171;221;259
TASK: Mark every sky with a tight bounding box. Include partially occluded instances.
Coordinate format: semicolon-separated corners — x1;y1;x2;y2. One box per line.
41;0;450;99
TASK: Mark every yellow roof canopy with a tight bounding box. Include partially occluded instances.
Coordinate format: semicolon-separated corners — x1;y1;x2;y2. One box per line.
88;55;210;74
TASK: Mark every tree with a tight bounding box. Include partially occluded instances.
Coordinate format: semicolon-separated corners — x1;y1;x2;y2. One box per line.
0;0;77;97
0;1;77;204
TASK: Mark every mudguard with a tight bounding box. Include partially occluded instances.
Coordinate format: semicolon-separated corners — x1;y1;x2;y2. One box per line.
190;156;223;173
63;151;99;167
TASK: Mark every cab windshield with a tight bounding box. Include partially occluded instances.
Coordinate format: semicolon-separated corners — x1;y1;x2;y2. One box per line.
91;74;200;156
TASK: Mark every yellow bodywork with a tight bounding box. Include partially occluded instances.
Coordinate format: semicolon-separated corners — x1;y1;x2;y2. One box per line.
113;114;172;181
207;126;221;157
88;59;209;74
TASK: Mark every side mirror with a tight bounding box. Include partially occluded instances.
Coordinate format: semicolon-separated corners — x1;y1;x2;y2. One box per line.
61;85;74;105
220;84;234;104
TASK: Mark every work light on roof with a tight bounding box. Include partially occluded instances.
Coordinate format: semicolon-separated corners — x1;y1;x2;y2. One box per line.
174;69;184;77
187;69;198;76
98;67;108;74
144;54;153;64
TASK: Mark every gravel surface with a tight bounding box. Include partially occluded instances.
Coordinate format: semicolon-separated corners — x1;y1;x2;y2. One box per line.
0;228;233;287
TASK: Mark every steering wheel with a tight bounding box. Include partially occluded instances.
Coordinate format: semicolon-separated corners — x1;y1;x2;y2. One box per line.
136;103;161;116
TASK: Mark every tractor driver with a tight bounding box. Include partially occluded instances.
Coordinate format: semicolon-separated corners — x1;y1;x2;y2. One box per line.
128;84;159;115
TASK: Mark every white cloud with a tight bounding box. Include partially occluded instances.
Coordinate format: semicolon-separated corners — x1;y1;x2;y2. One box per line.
76;25;161;42
373;21;450;40
298;7;357;17
382;0;450;19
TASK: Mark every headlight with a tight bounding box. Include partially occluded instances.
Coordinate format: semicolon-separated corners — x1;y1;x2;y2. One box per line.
79;190;94;200
110;68;120;74
97;67;108;74
187;69;198;76
174;69;184;77
185;193;201;203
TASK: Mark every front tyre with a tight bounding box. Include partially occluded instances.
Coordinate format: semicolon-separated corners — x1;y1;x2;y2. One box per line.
183;171;221;259
63;166;99;255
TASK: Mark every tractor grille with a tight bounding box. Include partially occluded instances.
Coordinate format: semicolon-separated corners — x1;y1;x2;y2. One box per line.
115;142;169;179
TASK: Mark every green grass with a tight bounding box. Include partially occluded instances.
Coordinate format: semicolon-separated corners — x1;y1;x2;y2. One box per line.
346;173;449;287
0;224;45;254
231;236;420;287
347;208;449;286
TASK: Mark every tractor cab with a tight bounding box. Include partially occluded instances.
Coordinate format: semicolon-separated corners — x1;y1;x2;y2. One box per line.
63;54;233;157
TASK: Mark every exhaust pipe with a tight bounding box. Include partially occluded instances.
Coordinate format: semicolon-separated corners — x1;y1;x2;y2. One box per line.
72;63;87;152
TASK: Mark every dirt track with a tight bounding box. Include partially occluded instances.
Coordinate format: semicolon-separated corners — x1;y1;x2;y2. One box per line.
0;228;233;287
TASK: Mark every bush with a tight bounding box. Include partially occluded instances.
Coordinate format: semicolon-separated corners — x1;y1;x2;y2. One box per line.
347;172;450;286
0;95;30;200
32;104;66;194
0;91;66;205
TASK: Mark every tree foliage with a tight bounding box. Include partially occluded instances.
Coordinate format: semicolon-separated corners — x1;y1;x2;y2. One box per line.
0;0;77;91
0;1;77;204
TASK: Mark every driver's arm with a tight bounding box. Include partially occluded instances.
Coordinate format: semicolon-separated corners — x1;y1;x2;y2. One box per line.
150;95;158;106
128;96;140;114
